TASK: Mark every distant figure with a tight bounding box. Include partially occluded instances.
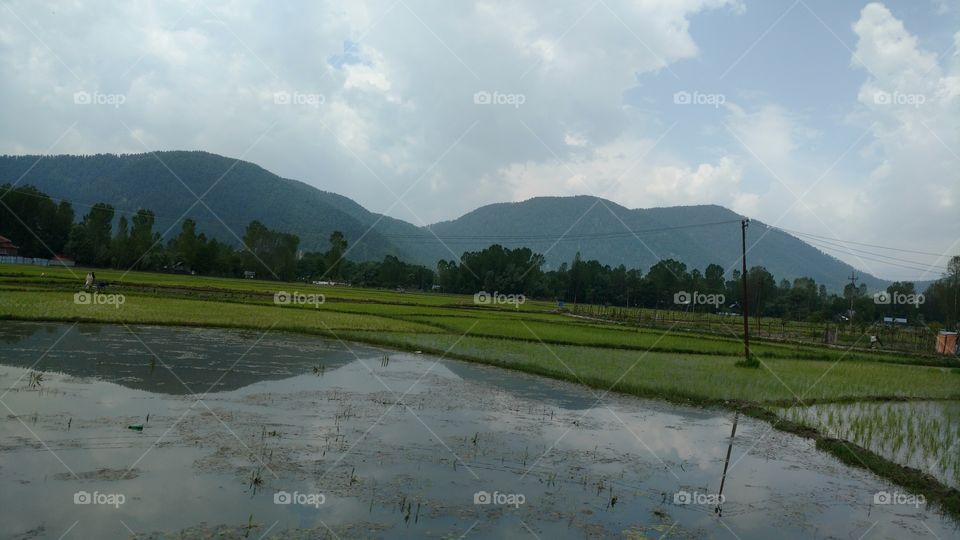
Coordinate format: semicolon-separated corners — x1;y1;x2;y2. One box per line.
869;335;884;349
84;272;95;289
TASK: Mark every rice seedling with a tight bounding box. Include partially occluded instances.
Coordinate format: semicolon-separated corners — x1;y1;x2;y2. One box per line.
242;514;256;539
27;371;43;389
777;401;960;488
247;465;264;494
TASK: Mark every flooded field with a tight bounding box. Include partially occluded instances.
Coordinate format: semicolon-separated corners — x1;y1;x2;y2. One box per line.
1;321;956;539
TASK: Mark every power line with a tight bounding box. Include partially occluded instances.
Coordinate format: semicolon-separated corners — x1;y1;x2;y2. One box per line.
801;237;947;275
794;234;949;269
774;226;947;258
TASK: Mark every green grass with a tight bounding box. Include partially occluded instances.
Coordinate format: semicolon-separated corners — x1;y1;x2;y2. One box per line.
2;263;953;398
3;262;959;516
0;264;557;311
339;332;960;404
0;290;442;334
5;284;954;405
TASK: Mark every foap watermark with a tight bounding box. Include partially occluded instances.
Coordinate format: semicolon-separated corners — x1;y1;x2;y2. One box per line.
474;291;525;307
673;90;725;108
873;490;925;508
273;90;325;108
274;291;325;308
673;490;724;506
274;490;325;508
474;490;525;508
674;290;724;308
74;490;125;508
74;291;125;309
873;291;924;308
473;90;526;108
873;91;926;108
73;91;126;108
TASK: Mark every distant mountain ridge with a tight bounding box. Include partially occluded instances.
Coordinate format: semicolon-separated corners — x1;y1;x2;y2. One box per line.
423;196;890;291
0;151;890;291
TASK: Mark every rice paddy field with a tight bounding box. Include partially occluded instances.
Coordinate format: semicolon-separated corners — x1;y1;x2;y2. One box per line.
1;262;959;536
777;401;960;489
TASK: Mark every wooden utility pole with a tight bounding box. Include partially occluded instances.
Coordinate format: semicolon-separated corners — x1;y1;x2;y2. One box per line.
741;219;750;363
847;271;858;326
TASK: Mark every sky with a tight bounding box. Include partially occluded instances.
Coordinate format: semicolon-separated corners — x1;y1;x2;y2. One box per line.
0;0;957;281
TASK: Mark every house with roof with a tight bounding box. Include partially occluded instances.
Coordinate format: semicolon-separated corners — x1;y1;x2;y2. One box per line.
0;235;18;256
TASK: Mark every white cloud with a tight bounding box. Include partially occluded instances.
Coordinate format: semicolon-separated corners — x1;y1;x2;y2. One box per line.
685;4;959;281
0;0;741;222
0;0;953;281
845;3;959;279
725;104;818;168
487;135;750;211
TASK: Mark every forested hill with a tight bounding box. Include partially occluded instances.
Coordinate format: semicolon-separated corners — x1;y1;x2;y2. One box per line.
0;151;432;262
423;196;887;291
0;151;887;291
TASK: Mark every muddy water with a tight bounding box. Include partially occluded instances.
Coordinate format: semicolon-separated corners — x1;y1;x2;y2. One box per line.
0;321;956;539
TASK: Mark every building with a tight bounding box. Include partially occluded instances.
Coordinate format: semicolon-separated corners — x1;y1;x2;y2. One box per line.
0;235;18;256
936;332;958;355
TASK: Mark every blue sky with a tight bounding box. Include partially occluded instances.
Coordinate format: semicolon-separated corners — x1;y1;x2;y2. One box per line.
0;0;957;281
633;0;956;191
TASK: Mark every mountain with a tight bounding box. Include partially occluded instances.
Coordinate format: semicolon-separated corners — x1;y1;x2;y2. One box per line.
0;151;888;291
0;151;432;262
423;196;888;291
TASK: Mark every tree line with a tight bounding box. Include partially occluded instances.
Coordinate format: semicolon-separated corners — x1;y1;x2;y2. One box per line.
435;246;959;327
0;184;438;287
1;183;957;327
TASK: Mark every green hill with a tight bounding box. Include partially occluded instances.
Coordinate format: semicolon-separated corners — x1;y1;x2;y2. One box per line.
421;196;886;290
0;151;888;291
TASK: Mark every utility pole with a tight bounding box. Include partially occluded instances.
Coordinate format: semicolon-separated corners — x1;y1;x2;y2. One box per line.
741;219;750;363
847;271;858;326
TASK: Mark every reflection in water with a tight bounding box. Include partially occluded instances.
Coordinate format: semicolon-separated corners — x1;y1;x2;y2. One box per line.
0;321;957;539
0;322;377;394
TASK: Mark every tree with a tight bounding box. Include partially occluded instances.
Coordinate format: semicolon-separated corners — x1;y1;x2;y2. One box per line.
646;259;689;308
922;255;960;328
110;215;133;268
296;251;327;280
946;256;960;328
127;209;160;270
242;220;300;280
66;203;114;266
172;218;200;271
324;231;348;280
436;259;459;292
0;184;74;257
746;266;776;318
704;263;726;294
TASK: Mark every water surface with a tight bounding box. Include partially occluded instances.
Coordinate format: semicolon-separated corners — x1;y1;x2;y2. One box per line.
0;322;956;539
